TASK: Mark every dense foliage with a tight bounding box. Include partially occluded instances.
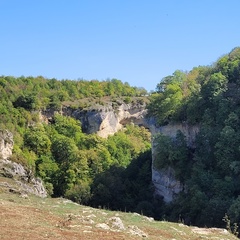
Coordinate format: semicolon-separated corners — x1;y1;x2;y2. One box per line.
0;76;154;215
148;47;240;228
2;47;240;229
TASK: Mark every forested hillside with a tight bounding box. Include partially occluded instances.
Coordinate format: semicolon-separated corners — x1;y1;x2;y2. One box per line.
0;77;157;216
2;47;240;231
147;47;240;228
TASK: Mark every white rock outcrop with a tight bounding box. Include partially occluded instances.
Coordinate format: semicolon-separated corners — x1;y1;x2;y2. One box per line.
152;167;183;202
0;129;47;198
152;123;199;147
0;130;13;159
0;159;47;198
72;102;149;138
40;104;200;202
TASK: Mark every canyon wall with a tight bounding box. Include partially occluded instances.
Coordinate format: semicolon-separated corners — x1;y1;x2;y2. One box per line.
40;104;199;202
151;123;199;202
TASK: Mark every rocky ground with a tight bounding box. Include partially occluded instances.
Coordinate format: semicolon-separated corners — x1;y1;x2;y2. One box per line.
0;176;238;240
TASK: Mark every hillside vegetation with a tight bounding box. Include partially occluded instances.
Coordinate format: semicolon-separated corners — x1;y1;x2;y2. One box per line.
1;47;240;232
0;76;155;216
147;47;240;228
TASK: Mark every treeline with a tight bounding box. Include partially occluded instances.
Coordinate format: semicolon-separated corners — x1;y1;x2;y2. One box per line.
148;47;240;228
0;76;148;156
0;76;155;215
0;76;147;111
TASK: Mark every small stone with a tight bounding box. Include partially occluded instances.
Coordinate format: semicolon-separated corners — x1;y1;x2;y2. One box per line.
96;223;110;230
128;225;148;238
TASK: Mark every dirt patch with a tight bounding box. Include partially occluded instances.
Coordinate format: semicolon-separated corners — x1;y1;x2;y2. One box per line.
191;226;229;235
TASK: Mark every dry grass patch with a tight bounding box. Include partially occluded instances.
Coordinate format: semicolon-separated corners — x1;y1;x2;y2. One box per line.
0;189;238;240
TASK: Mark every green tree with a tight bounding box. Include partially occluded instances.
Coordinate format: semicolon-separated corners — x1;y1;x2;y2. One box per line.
36;155;59;195
24;125;51;156
13;93;40;110
148;71;186;124
52;114;82;140
51;134;78;166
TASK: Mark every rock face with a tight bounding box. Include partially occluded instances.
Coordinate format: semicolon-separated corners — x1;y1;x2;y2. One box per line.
151;123;199;202
73;105;199;203
40;104;200;202
0;159;47;198
0;129;14;160
40;101;149;138
153;123;199;147
0;129;47;198
152;167;183;202
73;103;148;138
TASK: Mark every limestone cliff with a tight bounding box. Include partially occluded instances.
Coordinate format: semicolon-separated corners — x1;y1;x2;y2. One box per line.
40;101;149;138
71;104;199;202
0;129;47;198
151;123;199;202
0;159;47;198
152;167;183;202
0;129;13;160
39;103;199;202
152;123;199;147
73;103;148;138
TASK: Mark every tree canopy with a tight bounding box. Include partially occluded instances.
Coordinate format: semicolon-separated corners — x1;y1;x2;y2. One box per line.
148;47;240;229
2;47;240;230
0;76;152;216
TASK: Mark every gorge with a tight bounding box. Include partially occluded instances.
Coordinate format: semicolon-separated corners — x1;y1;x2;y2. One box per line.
39;102;198;203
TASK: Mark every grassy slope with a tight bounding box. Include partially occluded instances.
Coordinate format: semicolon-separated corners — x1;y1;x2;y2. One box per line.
0;177;237;240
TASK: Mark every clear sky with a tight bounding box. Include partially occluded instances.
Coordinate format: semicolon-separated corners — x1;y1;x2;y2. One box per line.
1;0;240;92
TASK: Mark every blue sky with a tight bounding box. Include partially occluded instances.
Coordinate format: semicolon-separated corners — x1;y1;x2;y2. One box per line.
1;1;240;92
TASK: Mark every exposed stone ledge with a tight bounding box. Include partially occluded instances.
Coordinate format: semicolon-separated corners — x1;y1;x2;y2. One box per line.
152;123;199;147
0;159;47;198
39;102;149;138
152;167;183;203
